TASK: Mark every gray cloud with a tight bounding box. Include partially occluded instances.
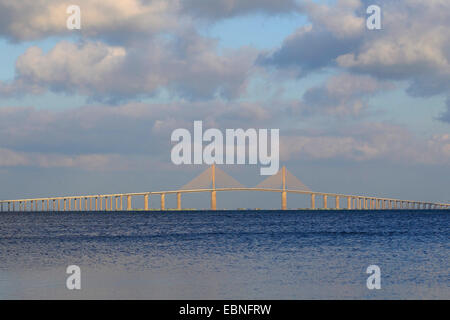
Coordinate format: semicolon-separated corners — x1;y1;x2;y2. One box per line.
0;100;274;164
182;0;297;19
0;0;298;43
287;73;393;117
258;0;365;75
280;122;450;165
0;101;448;170
1;31;257;102
439;98;450;123
258;25;361;76
261;0;450;117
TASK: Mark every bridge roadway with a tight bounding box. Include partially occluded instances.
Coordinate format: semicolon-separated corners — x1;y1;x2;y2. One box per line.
1;187;449;212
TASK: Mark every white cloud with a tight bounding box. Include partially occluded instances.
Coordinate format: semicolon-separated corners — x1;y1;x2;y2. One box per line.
0;0;299;42
0;0;181;41
1;34;257;101
302;0;365;38
262;0;450;108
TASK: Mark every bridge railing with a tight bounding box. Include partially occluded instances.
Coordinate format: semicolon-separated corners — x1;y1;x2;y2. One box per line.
0;187;449;212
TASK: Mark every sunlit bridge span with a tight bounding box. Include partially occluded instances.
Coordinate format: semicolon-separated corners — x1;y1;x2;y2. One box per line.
1;165;449;212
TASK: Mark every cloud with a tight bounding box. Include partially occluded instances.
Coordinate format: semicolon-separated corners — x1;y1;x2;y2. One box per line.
0;0;181;42
336;2;450;87
258;0;365;75
261;0;450;114
287;73;393;117
301;0;365;38
0;101;275;168
439;98;450;123
182;0;298;19
280;123;450;165
1;102;449;170
0;146;115;170
1;33;258;102
0;148;29;166
0;0;299;42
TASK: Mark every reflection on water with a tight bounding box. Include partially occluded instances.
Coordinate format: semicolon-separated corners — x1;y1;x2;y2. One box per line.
0;210;449;299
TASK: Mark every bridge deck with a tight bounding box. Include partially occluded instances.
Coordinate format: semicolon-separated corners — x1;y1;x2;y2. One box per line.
1;187;449;211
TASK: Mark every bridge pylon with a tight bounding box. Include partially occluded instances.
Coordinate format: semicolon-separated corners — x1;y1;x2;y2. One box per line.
256;165;310;210
282;166;287;210
211;164;216;210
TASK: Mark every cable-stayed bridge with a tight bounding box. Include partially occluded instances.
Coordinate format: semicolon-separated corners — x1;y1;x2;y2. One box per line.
1;165;449;212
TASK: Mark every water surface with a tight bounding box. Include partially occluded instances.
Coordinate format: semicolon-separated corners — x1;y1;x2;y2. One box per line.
0;210;448;299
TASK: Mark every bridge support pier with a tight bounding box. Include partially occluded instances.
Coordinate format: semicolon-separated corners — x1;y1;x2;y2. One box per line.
127;195;132;211
144;194;149;211
210;164;217;210
323;195;327;209
311;194;315;209
335;196;340;209
281;191;287;210
177;193;181;210
161;194;165;210
211;191;217;210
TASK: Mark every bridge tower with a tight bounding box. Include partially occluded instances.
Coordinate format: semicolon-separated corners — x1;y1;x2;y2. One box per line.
179;164;243;210
211;164;216;210
282;166;287;210
256;165;310;210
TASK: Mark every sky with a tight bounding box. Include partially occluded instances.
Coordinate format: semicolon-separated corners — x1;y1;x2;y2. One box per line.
0;0;449;208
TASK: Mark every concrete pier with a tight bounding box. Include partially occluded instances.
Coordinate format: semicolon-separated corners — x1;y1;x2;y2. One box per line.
281;166;287;210
211;164;217;210
160;194;165;210
144;194;149;211
127;195;132;211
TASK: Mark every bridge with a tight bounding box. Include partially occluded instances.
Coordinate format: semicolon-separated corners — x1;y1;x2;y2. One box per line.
1;165;449;212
